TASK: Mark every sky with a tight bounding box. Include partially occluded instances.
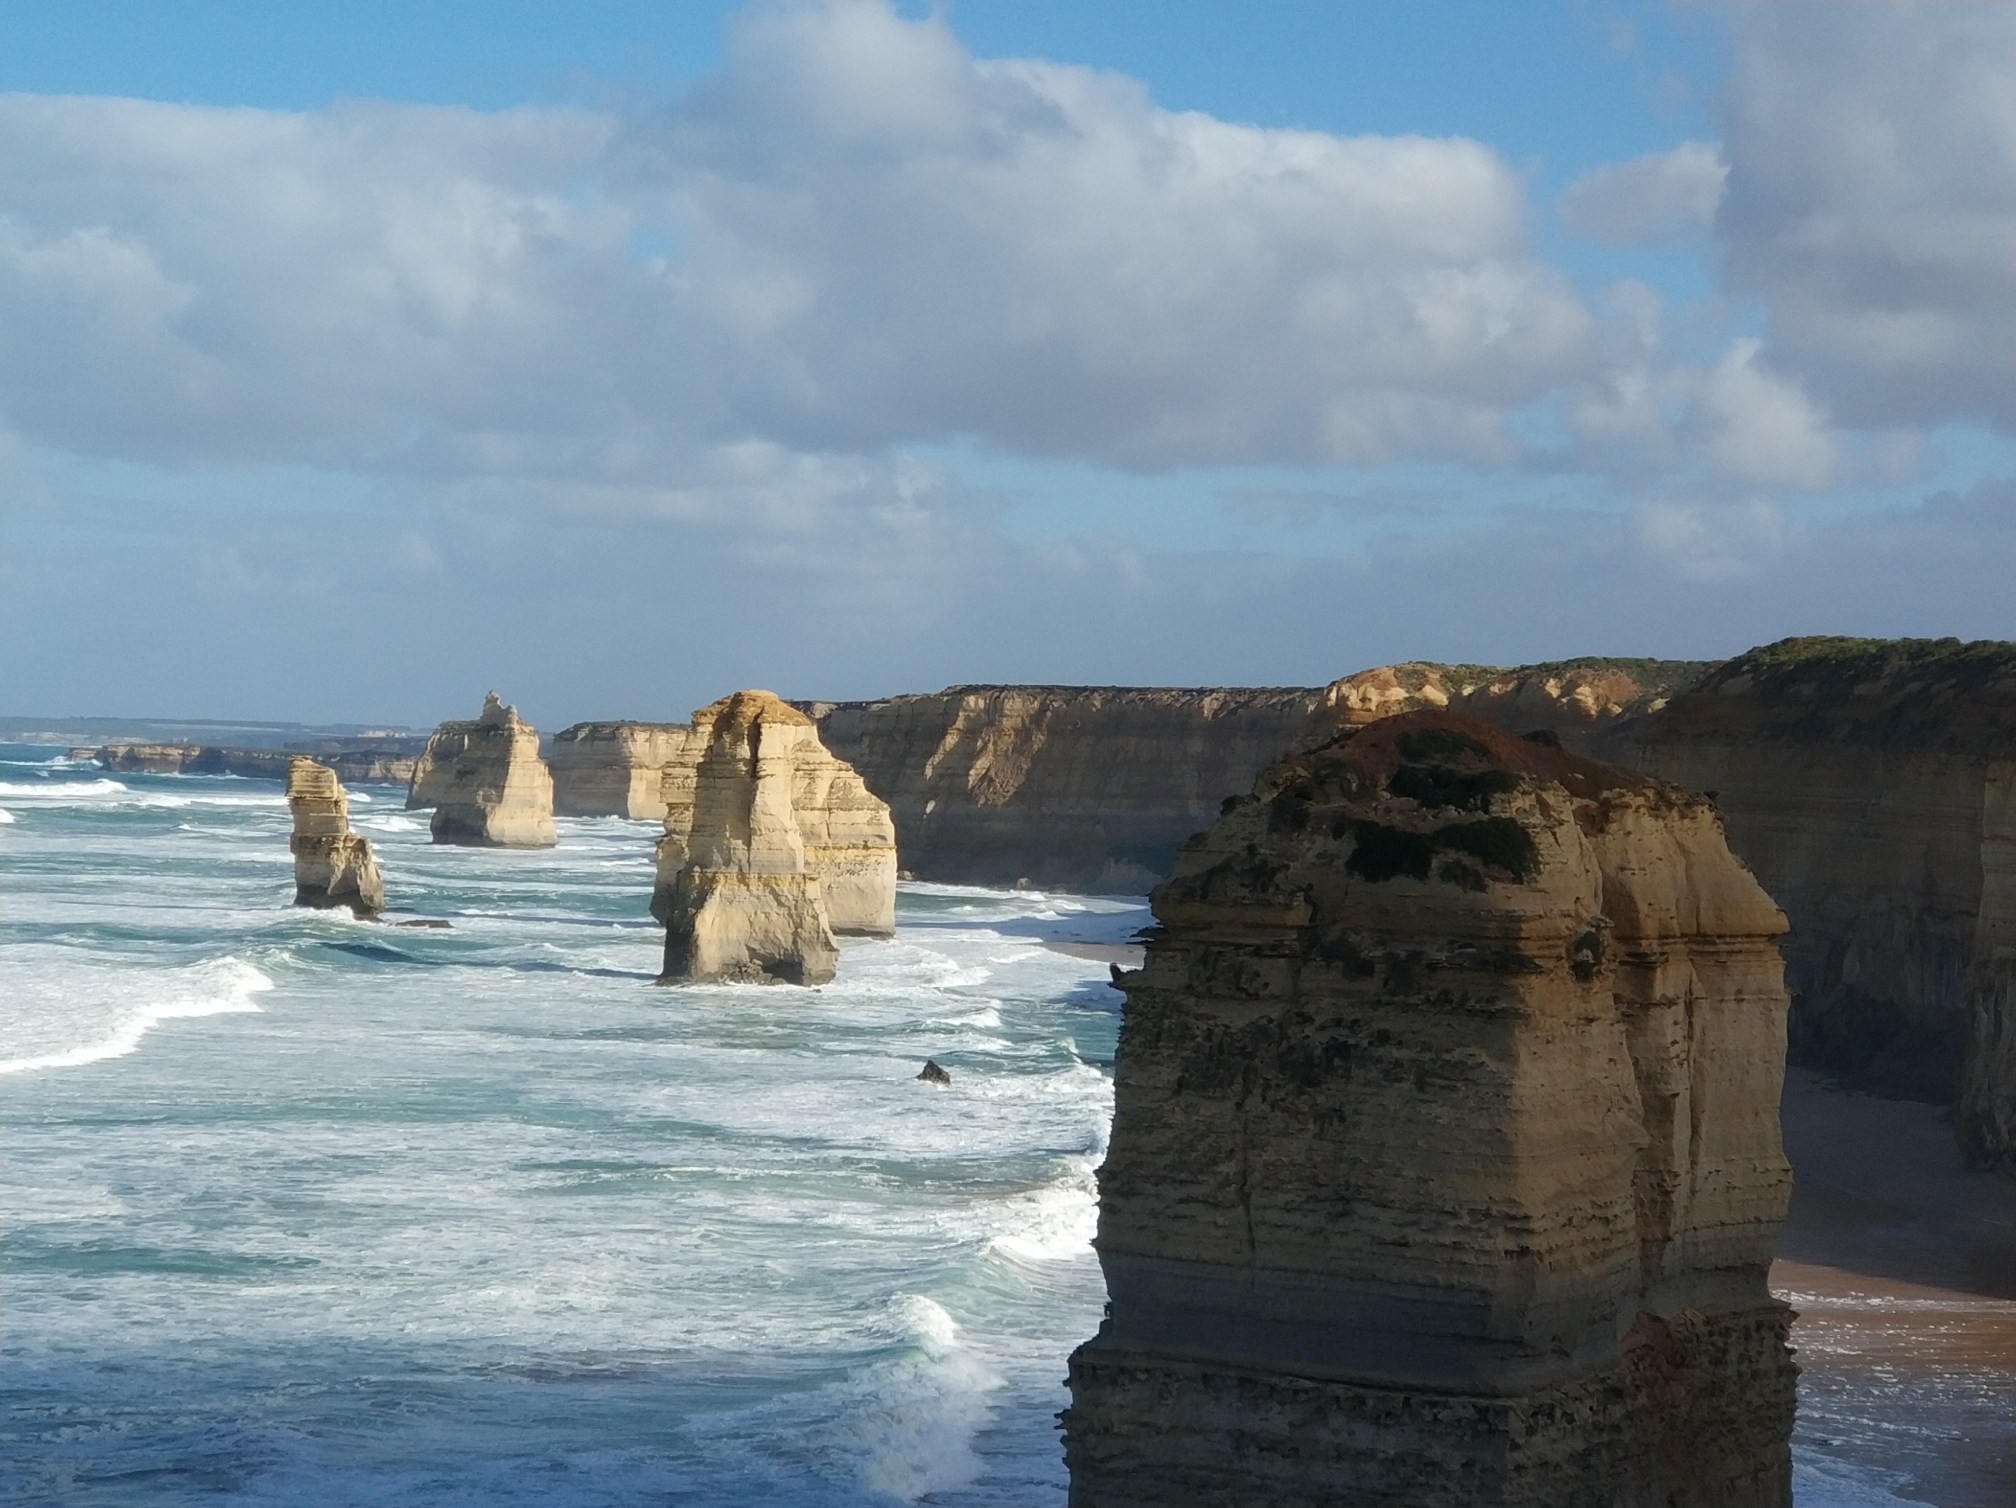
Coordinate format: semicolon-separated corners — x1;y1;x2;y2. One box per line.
1;0;2010;728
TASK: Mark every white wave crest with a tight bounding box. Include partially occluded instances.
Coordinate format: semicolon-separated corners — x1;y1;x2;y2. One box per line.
0;956;273;1075
0;777;129;797
0;807;14;824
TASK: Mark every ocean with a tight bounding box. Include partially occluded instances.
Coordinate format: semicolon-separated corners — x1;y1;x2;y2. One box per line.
0;746;1942;1505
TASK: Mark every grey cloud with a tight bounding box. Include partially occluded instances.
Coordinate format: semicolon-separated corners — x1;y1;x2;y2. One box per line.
0;0;1599;481
1561;141;1725;245
1718;1;2016;429
1218;486;1443;525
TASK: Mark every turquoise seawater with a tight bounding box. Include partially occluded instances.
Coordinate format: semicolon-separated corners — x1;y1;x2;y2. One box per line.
0;747;1132;1505
0;745;1933;1506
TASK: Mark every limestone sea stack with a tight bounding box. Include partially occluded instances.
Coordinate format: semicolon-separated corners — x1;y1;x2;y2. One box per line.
286;757;384;917
1064;712;1796;1507
413;693;557;848
653;689;891;983
654;691;897;947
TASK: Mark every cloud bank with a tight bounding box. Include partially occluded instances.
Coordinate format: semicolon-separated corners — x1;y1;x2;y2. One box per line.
0;0;2008;722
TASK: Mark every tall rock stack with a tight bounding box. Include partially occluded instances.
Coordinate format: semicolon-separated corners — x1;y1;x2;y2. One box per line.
654;691;897;947
1064;712;1796;1508
286;757;384;917
414;693;558;848
653;690;896;984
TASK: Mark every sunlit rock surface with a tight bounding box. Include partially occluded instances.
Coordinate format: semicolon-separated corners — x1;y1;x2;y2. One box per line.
653;690;896;984
804;662;1707;892
549;722;694;819
287;757;384;917
412;693;557;848
1064;712;1795;1507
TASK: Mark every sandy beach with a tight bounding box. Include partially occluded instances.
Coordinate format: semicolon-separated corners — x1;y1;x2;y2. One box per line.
1775;1069;2016;1506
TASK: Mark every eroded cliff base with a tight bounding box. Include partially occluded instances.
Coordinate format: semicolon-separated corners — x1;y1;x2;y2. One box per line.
1066;1303;1795;1508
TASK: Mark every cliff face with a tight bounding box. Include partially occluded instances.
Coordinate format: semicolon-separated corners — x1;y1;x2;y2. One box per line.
1064;712;1795;1507
653;691;858;985
287;757;384;917
549;722;693;818
1633;639;2016;1134
415;693;558;848
805;661;1709;892
96;744;416;784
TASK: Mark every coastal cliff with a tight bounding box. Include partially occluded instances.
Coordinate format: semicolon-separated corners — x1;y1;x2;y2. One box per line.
549;722;693;818
653;691;852;984
804;660;1708;892
1064;712;1795;1506
1632;639;2016;1144
97;743;416;784
414;693;557;848
286;757;384;917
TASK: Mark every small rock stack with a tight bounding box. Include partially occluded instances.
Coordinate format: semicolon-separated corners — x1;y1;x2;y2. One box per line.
410;692;557;848
287;757;384;917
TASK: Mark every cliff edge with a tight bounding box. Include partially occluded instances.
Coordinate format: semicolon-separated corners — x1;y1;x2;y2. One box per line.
549;722;693;818
1064;712;1795;1506
805;660;1705;893
1632;638;2016;1164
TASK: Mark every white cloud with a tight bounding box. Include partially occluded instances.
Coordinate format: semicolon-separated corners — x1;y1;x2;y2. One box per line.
1561;141;1725;244
1696;337;1835;489
1718;0;2016;429
0;1;1602;479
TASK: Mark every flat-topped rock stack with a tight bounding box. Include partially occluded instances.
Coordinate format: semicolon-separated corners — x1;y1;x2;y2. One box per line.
286;757;384;917
410;693;557;848
1064;711;1796;1507
654;690;896;984
549;721;694;818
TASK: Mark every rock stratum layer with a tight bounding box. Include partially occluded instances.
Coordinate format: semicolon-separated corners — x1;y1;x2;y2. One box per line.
653;691;896;984
286;757;384;917
410;693;557;848
97;743;416;784
1632;639;2016;1163
1064;712;1795;1507
549;722;694;818
805;660;1707;892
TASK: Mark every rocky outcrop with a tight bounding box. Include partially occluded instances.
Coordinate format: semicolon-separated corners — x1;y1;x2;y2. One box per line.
95;744;417;784
652;691;857;984
414;693;557;848
548;722;693;818
1064;712;1795;1507
286;757;384;917
1633;639;2016;1136
804;661;1710;892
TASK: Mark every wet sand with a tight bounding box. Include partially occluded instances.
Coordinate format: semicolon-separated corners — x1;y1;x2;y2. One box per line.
1043;940;1145;967
1775;1070;2016;1505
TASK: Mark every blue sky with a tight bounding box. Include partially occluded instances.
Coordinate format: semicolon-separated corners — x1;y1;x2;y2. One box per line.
1;1;2010;725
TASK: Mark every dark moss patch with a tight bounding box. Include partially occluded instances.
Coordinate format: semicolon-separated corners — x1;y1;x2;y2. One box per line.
1396;728;1492;764
1387;763;1520;812
1343;815;1538;886
1436;858;1487;891
1343;822;1437;882
1438;817;1539;882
